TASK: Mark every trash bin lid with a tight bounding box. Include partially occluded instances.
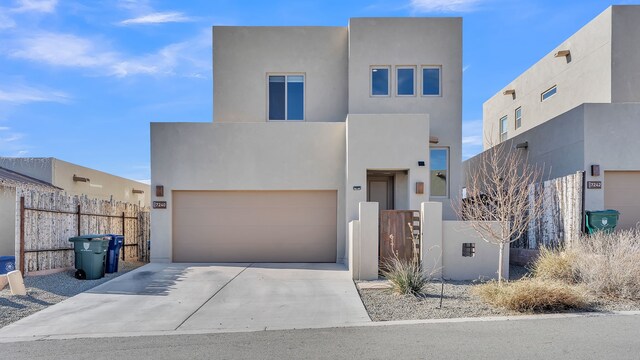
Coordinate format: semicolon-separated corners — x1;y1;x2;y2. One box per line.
69;235;111;242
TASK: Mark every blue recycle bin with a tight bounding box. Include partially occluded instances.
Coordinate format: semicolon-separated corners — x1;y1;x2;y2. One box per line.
105;235;124;273
0;256;16;274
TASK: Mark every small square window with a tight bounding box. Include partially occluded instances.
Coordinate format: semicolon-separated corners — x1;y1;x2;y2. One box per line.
396;67;415;96
541;85;557;102
371;67;390;96
422;66;441;96
515;107;522;129
462;243;476;257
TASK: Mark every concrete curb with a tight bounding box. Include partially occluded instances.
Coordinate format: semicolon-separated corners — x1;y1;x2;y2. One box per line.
1;310;638;343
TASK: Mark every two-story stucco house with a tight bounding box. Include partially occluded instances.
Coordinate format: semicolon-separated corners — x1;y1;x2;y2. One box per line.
474;5;640;230
151;17;462;264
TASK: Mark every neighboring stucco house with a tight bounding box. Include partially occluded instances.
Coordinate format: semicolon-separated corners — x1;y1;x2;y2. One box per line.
469;5;640;230
0;157;150;258
0;157;150;206
151;17;463;264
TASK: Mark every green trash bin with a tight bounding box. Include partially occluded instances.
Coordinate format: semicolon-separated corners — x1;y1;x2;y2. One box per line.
69;235;110;280
585;210;620;234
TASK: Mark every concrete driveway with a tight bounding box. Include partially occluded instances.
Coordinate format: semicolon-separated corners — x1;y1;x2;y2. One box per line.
0;263;370;340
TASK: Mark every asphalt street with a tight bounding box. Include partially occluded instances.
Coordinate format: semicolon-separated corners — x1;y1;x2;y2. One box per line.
1;313;639;359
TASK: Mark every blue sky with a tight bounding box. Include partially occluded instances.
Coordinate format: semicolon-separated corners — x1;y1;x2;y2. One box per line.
0;0;628;182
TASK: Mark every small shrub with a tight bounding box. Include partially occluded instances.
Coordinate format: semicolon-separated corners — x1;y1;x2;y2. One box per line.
473;279;588;312
380;256;430;296
572;229;640;300
530;247;576;283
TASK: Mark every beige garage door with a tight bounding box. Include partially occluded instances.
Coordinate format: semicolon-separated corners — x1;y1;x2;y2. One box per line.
172;190;337;262
604;171;640;230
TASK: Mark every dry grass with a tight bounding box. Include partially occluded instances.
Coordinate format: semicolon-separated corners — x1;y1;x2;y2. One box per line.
380;256;432;296
530;247;576;283
572;229;640;300
472;279;588;312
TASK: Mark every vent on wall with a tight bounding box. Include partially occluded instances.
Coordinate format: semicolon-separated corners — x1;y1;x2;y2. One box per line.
462;243;476;257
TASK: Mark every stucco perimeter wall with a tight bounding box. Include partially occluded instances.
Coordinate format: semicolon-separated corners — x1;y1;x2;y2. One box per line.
464;105;586;186
348;18;462;218
0;187;16;256
483;7;613;148
348;202;379;280
213;26;349;123
150;122;346;263
583;103;640;211
52;159;149;206
421;202;507;281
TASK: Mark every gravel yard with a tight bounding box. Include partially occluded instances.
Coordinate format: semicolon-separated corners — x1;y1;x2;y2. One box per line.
0;261;144;328
356;266;640;321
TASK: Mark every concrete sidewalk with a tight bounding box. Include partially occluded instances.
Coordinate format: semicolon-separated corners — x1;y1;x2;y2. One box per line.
0;263;370;341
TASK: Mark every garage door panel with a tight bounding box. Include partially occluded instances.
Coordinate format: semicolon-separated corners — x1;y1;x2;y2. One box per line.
604;171;640;230
172;191;337;262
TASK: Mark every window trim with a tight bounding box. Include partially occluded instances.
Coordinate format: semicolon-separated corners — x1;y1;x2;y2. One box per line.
421;65;442;97
429;146;450;199
500;115;508;142
267;73;306;122
515;107;522;129
395;65;416;97
370;66;391;97
541;85;557;102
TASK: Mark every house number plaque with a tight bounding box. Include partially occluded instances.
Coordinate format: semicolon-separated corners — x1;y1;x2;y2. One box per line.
587;181;602;190
153;201;168;209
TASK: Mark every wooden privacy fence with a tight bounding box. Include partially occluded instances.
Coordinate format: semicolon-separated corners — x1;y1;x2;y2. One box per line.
17;189;150;274
513;171;584;249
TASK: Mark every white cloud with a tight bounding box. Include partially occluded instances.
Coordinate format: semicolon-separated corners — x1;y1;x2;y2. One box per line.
0;11;16;29
0;85;70;104
120;11;193;25
7;30;210;78
9;32;118;68
410;0;484;13
0;127;9;131
462;119;484;159
12;0;58;13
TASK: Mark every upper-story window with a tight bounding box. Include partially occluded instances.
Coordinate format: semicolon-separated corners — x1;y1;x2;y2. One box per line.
268;75;304;121
515;107;522;129
541;85;557;102
396;66;415;96
500;116;508;142
371;66;390;96
430;147;449;198
422;66;441;96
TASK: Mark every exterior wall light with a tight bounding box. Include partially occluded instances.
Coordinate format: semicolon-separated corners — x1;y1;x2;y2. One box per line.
515;141;529;150
132;189;145;194
429;136;439;144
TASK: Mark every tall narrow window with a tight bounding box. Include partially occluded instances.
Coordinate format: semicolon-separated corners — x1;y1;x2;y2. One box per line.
515;107;522;129
371;67;390;96
541;85;557;102
500;116;508;142
396;67;415;96
268;75;304;121
430;148;449;197
422;66;441;96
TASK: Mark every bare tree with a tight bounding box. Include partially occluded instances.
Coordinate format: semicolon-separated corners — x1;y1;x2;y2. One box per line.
457;140;545;282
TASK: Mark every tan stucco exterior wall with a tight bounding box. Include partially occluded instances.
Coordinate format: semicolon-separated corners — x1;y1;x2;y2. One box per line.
213;26;349;123
51;159;149;206
348;18;462;217
0;157;149;206
0;186;16;256
483;7;613;147
150;122;347;263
